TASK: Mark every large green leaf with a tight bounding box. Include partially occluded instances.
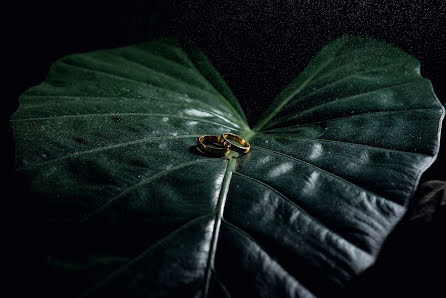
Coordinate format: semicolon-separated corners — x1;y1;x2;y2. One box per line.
11;35;444;297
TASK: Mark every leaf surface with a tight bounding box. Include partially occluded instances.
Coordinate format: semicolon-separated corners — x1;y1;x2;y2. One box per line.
11;35;444;297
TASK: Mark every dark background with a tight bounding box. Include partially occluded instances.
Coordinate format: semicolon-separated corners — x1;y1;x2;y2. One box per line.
5;1;446;297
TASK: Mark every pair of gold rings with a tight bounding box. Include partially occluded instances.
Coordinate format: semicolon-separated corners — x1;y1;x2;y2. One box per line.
197;133;251;156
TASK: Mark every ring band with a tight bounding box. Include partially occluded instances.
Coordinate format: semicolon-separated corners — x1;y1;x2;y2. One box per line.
197;135;231;156
220;133;251;154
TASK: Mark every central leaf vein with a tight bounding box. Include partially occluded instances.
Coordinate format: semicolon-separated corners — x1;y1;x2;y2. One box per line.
203;157;236;298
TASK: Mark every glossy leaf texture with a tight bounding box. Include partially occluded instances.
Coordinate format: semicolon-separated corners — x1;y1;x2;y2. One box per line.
11;35;444;297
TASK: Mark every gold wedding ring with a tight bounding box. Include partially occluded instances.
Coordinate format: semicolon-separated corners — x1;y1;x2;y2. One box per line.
220;132;250;154
197;135;231;156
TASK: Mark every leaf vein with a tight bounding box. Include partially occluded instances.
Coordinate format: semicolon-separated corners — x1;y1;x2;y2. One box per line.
80;158;218;223
105;52;222;98
125;45;196;70
20;135;200;169
258;134;430;157
262;108;440;133
11;112;238;129
223;219;361;289
20;94;221;113
18;96;239;128
253;37;349;131
210;268;232;298
79;213;214;297
233;171;371;255
302;61;411;93
60;61;227;105
265;79;421;128
222;220;313;291
252;145;401;206
181;47;249;128
203;158;236;298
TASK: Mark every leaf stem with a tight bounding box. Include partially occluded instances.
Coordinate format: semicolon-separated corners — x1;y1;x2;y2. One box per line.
202;157;236;298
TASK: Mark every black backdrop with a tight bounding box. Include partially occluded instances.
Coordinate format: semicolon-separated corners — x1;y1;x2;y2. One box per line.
5;1;446;297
